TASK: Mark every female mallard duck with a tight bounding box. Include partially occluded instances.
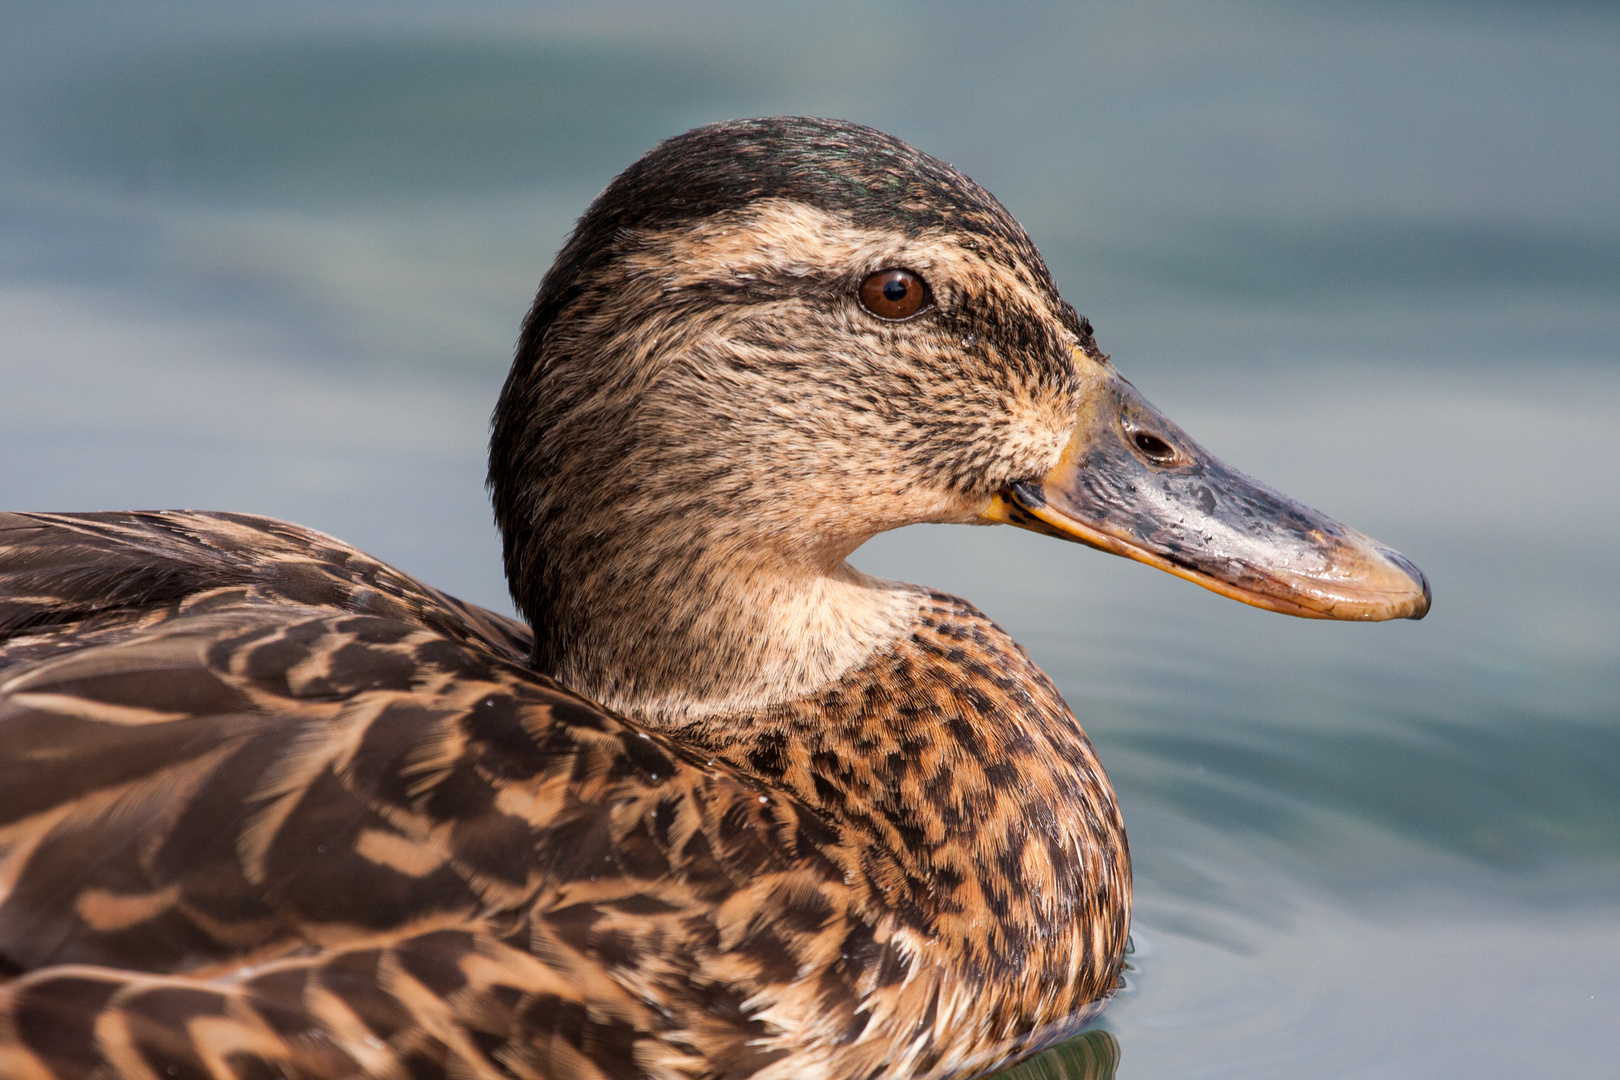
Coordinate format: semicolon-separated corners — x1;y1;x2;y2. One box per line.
0;118;1428;1080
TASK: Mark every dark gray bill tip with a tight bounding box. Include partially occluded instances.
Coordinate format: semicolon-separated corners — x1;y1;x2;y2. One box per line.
1378;546;1432;620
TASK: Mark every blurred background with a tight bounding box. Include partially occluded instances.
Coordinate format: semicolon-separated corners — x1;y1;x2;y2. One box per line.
1;2;1616;1077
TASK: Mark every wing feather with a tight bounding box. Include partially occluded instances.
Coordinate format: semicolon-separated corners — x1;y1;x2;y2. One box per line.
0;512;884;1079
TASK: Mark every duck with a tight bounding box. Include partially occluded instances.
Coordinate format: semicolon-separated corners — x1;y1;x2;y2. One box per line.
0;117;1429;1080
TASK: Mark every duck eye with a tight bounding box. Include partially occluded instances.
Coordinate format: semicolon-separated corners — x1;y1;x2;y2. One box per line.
859;269;930;320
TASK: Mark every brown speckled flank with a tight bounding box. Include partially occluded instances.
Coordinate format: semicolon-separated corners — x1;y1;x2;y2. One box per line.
0;118;1129;1080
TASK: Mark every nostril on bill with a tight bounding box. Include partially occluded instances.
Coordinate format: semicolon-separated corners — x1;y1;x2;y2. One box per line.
1132;431;1177;465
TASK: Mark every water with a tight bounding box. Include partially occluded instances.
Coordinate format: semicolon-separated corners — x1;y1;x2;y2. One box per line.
2;3;1616;1076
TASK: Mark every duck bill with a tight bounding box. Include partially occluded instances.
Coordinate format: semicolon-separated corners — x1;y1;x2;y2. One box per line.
982;355;1430;621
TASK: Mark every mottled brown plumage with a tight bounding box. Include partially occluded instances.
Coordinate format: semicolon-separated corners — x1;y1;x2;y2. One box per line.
0;118;1209;1079
0;506;1124;1079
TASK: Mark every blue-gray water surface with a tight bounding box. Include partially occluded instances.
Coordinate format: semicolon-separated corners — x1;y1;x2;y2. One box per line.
1;3;1616;1077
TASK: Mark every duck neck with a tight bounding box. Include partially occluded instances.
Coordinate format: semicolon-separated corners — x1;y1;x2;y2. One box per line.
526;538;926;726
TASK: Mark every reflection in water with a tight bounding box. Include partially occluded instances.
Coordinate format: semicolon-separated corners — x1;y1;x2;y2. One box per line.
995;1031;1120;1080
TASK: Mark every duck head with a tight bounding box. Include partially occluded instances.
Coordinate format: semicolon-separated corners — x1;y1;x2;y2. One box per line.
490;117;1428;721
